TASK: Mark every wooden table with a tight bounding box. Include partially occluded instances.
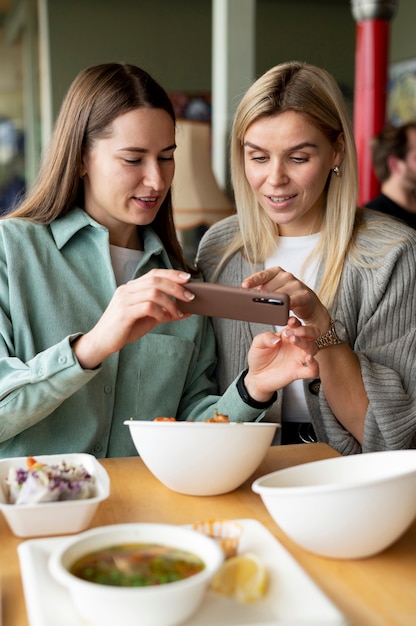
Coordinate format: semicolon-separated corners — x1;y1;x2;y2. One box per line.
2;443;416;626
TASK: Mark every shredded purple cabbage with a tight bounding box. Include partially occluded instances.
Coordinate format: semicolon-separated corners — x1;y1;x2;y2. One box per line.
5;459;96;504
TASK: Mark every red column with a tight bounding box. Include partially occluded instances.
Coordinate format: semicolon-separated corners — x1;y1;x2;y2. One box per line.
354;19;390;205
351;1;397;206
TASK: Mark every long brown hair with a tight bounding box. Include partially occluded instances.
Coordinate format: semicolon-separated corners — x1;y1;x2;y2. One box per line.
8;62;192;272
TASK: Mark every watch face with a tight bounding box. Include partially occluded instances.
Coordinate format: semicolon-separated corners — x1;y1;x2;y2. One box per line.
333;320;347;342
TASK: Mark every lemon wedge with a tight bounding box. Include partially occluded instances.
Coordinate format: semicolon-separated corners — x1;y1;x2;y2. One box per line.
210;552;268;603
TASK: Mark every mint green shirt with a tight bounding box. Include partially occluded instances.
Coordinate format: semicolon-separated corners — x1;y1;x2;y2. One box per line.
0;208;263;458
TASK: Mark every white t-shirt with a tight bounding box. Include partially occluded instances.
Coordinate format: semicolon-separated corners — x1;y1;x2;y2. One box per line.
110;245;144;285
265;233;320;422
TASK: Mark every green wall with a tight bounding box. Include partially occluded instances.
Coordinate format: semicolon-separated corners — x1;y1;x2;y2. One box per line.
46;0;416;121
391;0;416;64
256;0;355;93
47;0;360;119
47;0;213;118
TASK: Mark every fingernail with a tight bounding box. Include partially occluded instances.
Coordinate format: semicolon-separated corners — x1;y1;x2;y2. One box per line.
272;336;281;345
184;290;195;301
179;272;191;280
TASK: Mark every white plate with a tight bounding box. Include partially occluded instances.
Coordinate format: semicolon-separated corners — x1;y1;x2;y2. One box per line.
18;519;348;626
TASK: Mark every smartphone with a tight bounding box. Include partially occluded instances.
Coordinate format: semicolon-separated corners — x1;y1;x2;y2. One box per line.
178;282;289;326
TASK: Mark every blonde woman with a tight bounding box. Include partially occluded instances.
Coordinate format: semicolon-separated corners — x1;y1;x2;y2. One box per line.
197;61;416;453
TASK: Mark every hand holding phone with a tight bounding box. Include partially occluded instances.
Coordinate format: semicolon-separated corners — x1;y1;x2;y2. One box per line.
178;282;289;326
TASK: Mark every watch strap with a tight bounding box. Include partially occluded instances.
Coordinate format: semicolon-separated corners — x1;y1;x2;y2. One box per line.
314;319;344;350
237;369;277;409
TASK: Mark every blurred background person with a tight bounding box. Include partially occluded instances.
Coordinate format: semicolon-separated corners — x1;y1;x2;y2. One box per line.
365;121;416;228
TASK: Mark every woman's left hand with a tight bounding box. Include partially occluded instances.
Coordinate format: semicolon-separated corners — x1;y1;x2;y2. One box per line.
244;318;319;402
242;266;330;332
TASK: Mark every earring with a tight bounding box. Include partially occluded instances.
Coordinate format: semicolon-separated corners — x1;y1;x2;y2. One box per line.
332;166;340;176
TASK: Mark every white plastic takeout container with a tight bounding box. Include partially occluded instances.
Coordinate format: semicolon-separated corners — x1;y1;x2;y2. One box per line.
0;453;110;537
48;522;224;626
124;419;278;496
252;449;416;559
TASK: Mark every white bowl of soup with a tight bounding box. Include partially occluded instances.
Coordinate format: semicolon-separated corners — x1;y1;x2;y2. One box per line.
49;522;224;626
252;450;416;559
124;419;278;495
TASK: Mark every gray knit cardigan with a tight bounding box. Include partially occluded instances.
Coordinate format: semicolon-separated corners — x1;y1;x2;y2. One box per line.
196;210;416;455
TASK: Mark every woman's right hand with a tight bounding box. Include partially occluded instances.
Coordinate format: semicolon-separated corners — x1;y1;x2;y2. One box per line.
72;269;194;369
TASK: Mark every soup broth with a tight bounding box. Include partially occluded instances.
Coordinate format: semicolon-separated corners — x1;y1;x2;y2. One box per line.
70;542;205;587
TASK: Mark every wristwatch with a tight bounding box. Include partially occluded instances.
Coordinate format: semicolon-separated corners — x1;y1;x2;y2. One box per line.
314;319;347;350
237;369;277;409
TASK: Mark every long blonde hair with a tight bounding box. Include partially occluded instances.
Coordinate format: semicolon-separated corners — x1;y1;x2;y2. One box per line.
224;61;360;307
7;63;193;272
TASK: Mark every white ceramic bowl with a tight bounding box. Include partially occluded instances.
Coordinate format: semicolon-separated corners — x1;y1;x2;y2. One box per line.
252;450;416;559
124;420;278;495
49;522;224;626
0;453;110;537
